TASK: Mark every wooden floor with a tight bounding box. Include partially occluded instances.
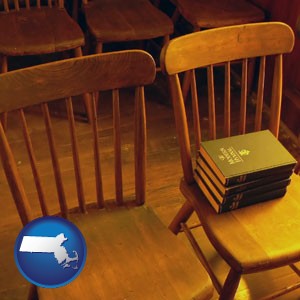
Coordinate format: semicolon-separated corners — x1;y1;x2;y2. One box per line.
0;70;300;299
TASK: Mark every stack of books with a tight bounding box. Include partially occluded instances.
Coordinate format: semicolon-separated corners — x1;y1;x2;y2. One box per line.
194;130;297;213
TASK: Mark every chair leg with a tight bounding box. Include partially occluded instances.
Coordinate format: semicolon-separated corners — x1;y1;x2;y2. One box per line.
27;284;38;300
171;7;181;24
219;268;241;300
0;55;8;131
74;47;93;123
168;200;194;234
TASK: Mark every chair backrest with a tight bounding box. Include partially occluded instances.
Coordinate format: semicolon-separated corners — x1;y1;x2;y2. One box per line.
160;22;295;184
1;0;64;11
0;50;156;226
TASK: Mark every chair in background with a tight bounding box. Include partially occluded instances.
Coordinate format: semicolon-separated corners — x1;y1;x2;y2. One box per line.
168;0;265;100
161;22;300;299
81;0;173;68
0;50;214;299
0;0;92;128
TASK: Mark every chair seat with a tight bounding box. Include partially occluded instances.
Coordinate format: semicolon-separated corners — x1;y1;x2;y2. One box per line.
83;0;173;42
38;205;213;300
176;0;265;28
180;173;300;274
0;8;84;56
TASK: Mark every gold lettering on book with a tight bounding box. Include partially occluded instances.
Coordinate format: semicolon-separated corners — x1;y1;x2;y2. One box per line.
219;147;244;165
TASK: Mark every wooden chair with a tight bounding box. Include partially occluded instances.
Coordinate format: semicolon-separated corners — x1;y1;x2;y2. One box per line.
0;50;214;299
168;0;265;100
0;0;92;128
161;22;300;299
81;0;173;68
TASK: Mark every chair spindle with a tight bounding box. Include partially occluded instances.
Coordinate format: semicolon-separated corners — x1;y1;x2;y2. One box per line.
270;54;283;138
19;109;49;216
41;103;68;218
255;56;266;131
207;65;216;139
224;61;231;137
13;0;20;11
90;93;104;208
113;89;123;205
65;97;86;213
239;58;248;134
3;0;9;12
170;74;194;184
190;69;201;152
134;86;146;205
0;122;32;225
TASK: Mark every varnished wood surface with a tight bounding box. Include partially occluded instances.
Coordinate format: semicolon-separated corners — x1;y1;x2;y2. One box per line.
180;174;300;274
0;8;84;56
0;50;156;113
175;0;265;28
38;206;213;300
161;22;294;75
0;53;214;299
161;22;300;299
83;0;173;42
0;75;300;299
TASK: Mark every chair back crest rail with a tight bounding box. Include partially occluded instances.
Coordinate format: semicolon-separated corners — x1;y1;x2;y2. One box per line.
160;22;295;184
0;50;156;226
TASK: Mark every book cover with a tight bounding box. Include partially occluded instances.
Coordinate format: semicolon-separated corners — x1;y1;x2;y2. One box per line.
198;130;296;186
195;159;293;196
194;167;291;204
194;173;287;213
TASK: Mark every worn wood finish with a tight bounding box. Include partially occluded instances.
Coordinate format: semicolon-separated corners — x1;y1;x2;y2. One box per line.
270;54;283;138
0;1;90;126
161;22;294;75
134;86;147;205
39;206;213;300
191;69;201;151
180;175;300;273
175;0;265;29
42;103;68;219
255;56;266;131
161;22;300;299
0;8;84;56
0;51;214;299
224;62;231;137
91;92;104;209
0;121;32;226
83;0;173;42
113;89;123;205
239;58;248;134
66;97;86;213
0;51;156;114
171;0;264;102
19;109;49;216
207;65;216;140
169;74;194;184
82;0;173;72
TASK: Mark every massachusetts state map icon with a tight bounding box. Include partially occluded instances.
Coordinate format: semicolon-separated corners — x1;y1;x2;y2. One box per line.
14;216;87;288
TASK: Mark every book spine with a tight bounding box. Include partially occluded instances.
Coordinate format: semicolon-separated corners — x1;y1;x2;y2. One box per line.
196;159;292;196
222;178;291;204
226;164;295;186
219;188;287;213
